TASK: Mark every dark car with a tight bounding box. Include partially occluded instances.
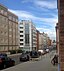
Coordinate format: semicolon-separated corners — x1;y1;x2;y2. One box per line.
0;53;7;57
20;52;30;62
0;56;15;69
30;50;39;58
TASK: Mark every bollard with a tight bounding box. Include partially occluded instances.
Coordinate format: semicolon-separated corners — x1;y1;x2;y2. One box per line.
58;63;60;71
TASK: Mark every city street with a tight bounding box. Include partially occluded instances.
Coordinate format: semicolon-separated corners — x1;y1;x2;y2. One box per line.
0;0;60;70
1;51;58;71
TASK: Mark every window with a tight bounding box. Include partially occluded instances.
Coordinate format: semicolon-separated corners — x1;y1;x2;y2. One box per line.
4;24;7;28
5;32;6;34
2;16;5;21
20;23;23;24
9;29;12;31
25;34;29;44
20;31;23;33
2;17;7;22
9;35;12;37
5;18;8;22
1;31;3;33
1;38;3;41
1;10;4;14
20;35;23;37
20;27;23;29
20;39;23;41
20;43;23;45
25;24;29;34
4;11;7;16
16;19;18;22
13;17;15;21
9;16;12;20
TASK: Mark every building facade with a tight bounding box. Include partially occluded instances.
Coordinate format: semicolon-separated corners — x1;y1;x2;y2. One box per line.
39;33;43;49
19;20;37;51
0;4;19;52
58;0;64;70
47;37;52;47
42;33;48;48
39;32;50;50
36;30;39;50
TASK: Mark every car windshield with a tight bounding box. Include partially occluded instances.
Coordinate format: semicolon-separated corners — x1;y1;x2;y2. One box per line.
31;51;38;56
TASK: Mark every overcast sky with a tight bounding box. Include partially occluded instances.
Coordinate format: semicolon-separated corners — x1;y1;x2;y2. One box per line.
0;0;58;40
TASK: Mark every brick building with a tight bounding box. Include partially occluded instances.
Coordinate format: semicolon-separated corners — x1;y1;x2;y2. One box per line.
58;0;64;70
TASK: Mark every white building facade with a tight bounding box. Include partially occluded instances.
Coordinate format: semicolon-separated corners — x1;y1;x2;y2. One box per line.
19;20;37;51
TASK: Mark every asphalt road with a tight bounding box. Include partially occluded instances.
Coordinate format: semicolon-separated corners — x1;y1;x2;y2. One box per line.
1;51;58;71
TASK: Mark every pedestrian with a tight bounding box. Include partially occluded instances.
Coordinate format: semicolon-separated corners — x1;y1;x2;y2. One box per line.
51;54;58;65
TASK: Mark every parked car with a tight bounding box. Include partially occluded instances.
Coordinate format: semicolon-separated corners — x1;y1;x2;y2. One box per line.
20;52;30;62
45;49;49;53
38;50;45;55
30;50;39;58
0;56;15;69
0;53;7;57
51;54;58;65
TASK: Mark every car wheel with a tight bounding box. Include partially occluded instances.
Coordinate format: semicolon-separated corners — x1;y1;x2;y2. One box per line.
20;58;22;62
12;62;15;66
27;56;29;61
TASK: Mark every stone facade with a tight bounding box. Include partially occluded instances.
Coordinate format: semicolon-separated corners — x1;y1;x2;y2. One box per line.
0;4;19;52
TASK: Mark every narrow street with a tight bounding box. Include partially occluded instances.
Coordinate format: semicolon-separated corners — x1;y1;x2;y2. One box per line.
1;51;58;71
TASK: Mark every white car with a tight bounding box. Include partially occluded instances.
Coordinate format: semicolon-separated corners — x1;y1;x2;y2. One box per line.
38;50;45;55
46;49;49;53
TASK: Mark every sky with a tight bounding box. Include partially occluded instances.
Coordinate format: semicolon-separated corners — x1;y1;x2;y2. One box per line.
0;0;58;40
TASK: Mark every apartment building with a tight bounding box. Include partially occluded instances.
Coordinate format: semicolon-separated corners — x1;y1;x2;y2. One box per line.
0;4;19;52
39;32;50;50
43;33;48;48
8;11;19;51
19;20;37;51
39;33;43;49
47;37;52;47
